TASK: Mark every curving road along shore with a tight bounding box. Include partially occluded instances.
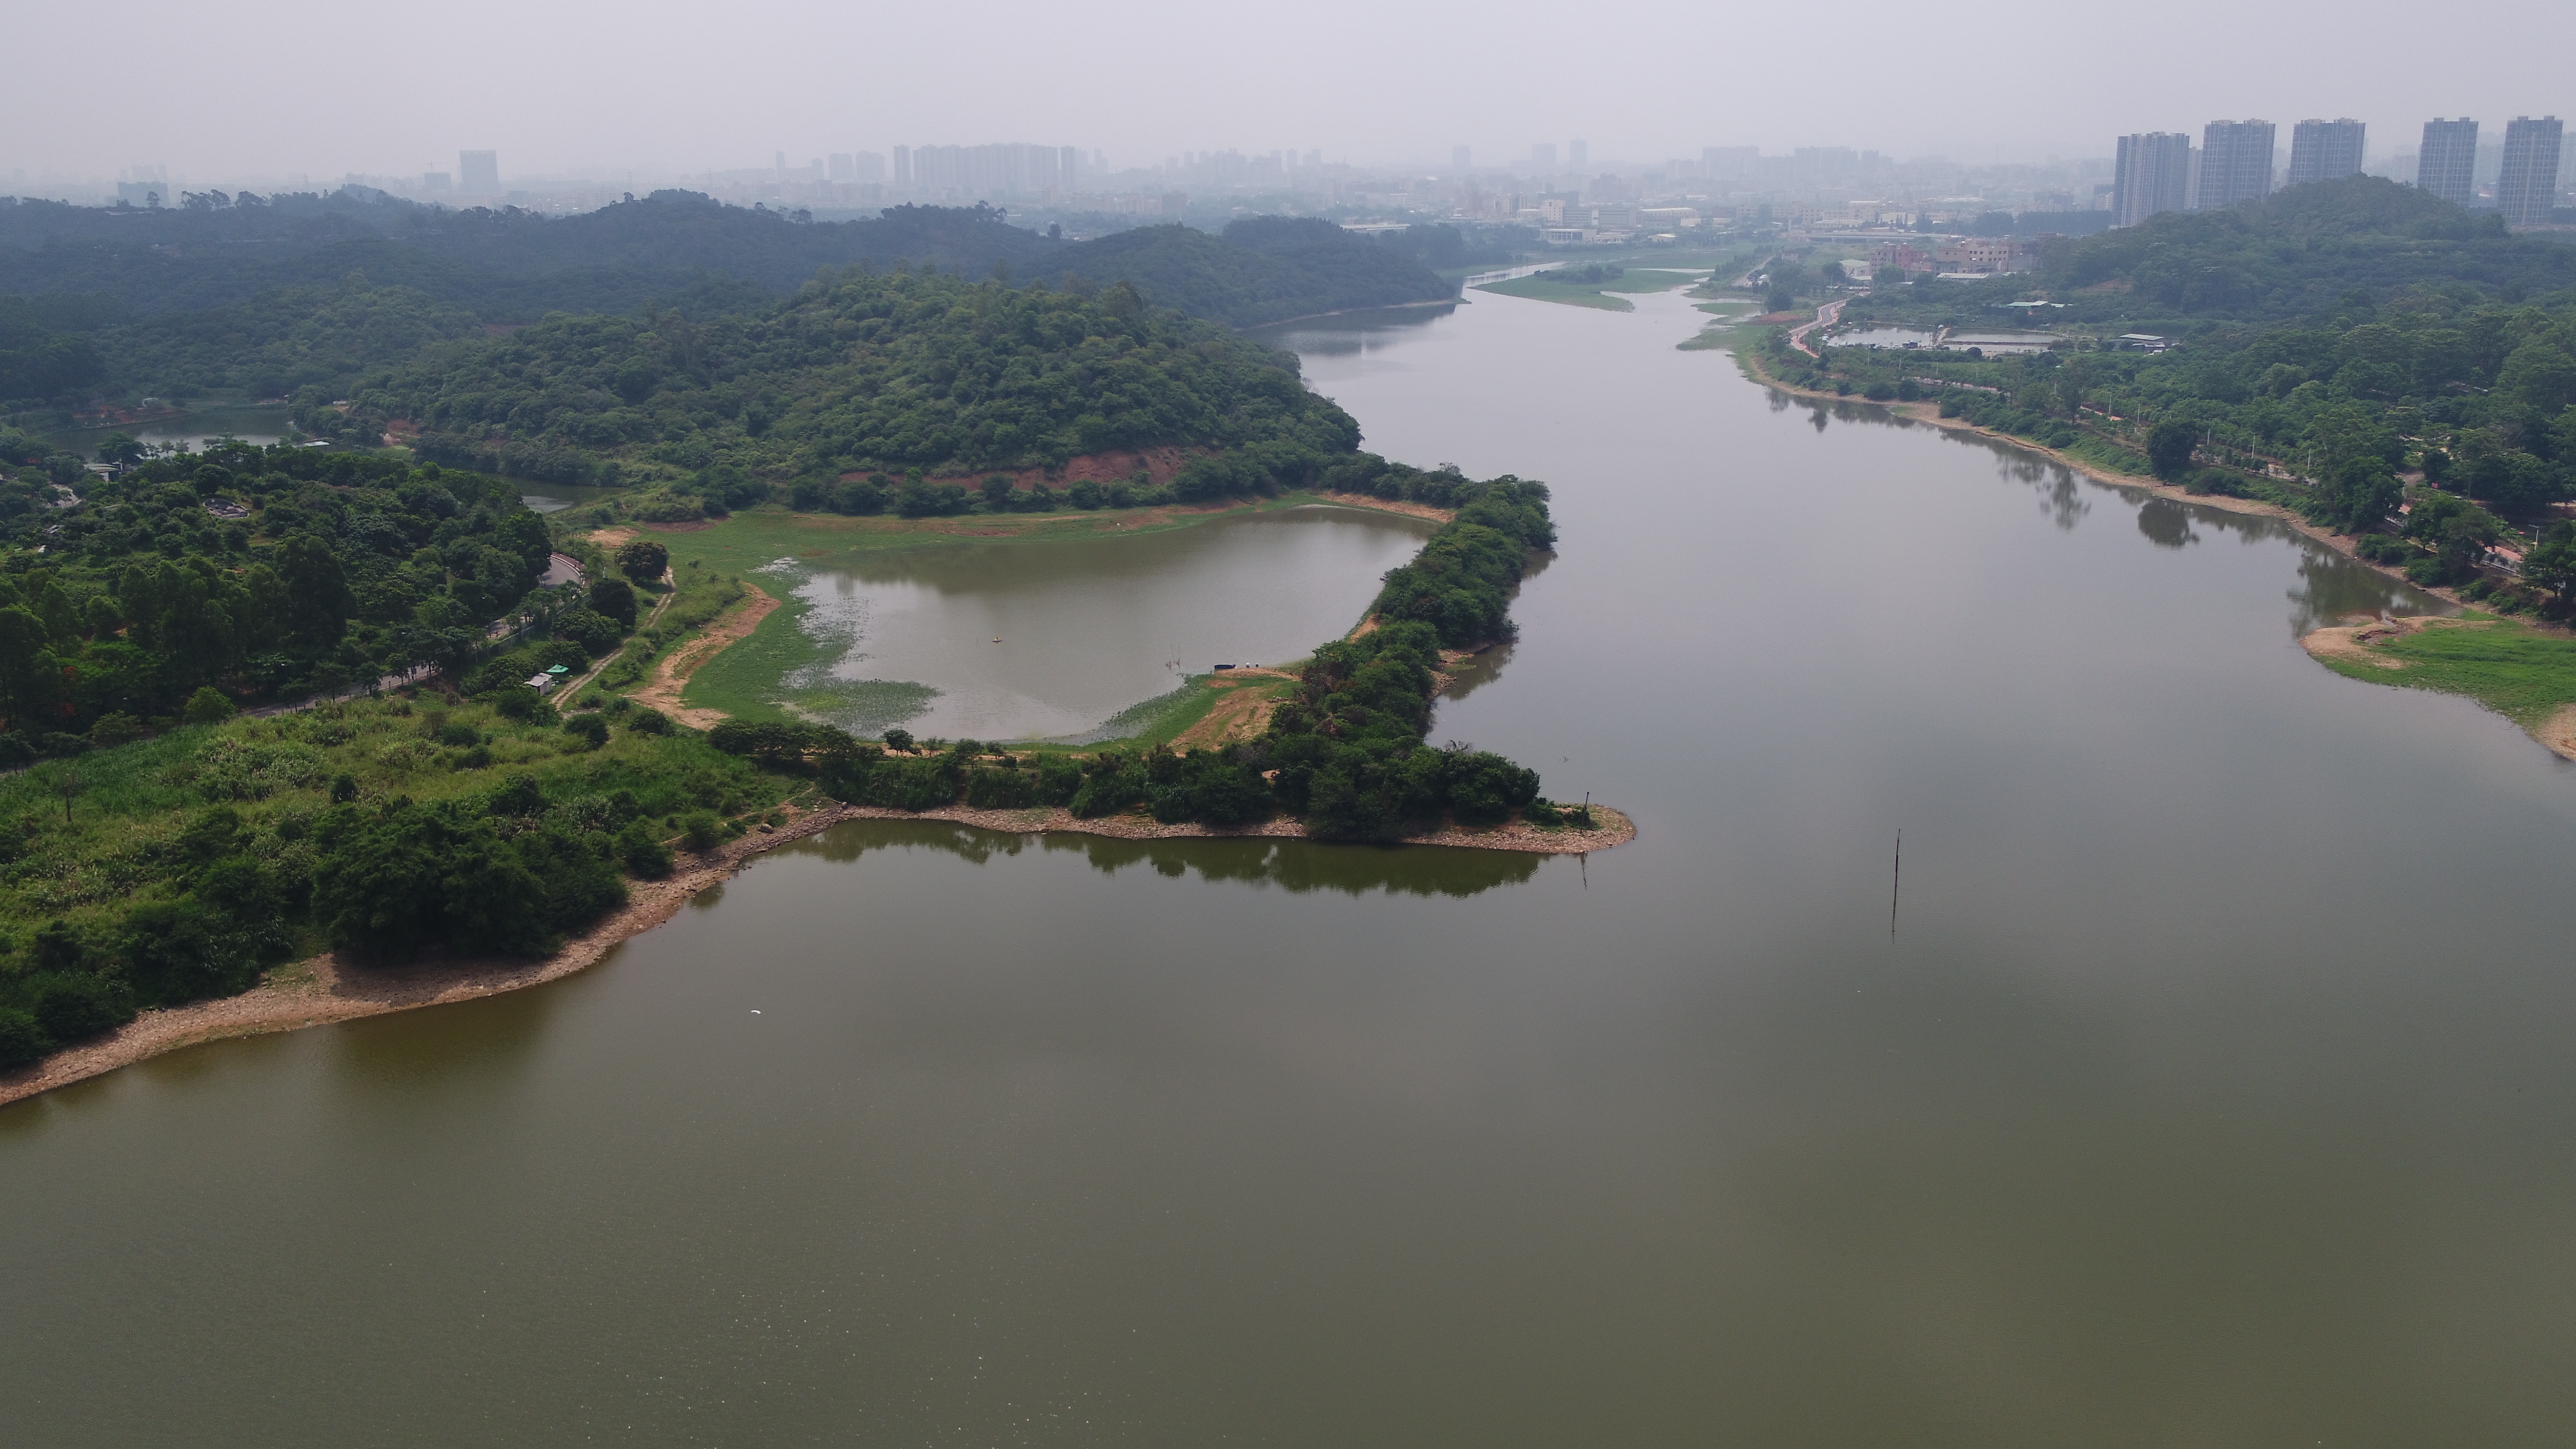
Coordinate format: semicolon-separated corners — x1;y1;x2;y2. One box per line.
0;801;1634;1108
1786;295;1850;356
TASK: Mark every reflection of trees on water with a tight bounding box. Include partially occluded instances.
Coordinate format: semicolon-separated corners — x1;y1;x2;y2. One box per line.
1785;383;2451;635
2285;551;2434;638
1248;304;1460;359
1441;639;1515;702
2135;498;2199;549
797;819;1544;897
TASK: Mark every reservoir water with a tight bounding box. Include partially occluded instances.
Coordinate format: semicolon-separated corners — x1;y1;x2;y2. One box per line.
6;286;2575;1446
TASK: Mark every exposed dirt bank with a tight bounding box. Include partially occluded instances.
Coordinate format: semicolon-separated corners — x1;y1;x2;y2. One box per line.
628;583;779;728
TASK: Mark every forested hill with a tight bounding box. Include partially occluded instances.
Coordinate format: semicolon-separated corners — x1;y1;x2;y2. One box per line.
0;192;1457;325
369;266;1364;491
1048;218;1459;327
0;192;1453;406
1907;177;2576;330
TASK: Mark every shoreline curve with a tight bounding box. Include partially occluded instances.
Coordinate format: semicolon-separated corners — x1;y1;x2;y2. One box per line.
0;802;1633;1109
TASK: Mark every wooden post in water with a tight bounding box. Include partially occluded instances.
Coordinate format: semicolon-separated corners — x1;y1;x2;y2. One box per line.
1890;829;1902;938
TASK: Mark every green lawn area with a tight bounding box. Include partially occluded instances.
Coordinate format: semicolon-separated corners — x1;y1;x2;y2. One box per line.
2314;615;2576;727
1678;298;1761;351
1476;268;1705;311
1475;275;1636;311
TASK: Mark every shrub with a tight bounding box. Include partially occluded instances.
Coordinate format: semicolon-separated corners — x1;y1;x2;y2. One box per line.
563;714;609;749
32;974;133;1044
89;712;143;749
964;766;1039;809
866;757;958;811
616;821;672;878
627;707;671;735
182;686;238;726
489;686;544;722
881;727;914;753
1862;381;1897;402
0;1006;45;1068
631;493;704;523
680;809;725;851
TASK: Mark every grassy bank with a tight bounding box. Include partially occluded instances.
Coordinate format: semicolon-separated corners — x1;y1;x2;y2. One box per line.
1475;266;1705;312
2310;615;2576;727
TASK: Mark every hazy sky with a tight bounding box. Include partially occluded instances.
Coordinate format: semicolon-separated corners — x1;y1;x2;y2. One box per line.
13;0;2573;181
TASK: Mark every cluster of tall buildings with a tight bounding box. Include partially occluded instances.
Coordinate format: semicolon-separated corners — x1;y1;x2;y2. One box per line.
892;143;1088;196
2110;115;2564;228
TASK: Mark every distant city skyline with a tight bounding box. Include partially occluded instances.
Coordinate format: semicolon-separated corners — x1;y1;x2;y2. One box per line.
8;0;2573;181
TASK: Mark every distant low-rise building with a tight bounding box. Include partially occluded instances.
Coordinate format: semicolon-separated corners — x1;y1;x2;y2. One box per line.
1931;238;2031;274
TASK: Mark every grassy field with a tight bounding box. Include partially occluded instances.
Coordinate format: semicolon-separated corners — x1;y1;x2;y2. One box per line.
2314;615;2576;727
1475;268;1705;311
1678;297;1763;351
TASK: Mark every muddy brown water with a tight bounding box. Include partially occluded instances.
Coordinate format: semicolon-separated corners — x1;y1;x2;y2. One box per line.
5;287;2573;1447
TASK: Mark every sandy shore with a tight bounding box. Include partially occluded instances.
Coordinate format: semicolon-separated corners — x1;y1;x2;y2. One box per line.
0;801;1632;1108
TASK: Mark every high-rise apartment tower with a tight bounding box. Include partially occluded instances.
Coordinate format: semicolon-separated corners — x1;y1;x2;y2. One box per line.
2497;117;2565;226
458;150;499;193
2285;119;2365;187
2416;119;2479;208
2197;119;2275;209
2112;132;2193;227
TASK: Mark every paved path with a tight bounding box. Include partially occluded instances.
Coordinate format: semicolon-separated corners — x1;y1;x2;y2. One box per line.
551;569;679;713
1787;295;1852;357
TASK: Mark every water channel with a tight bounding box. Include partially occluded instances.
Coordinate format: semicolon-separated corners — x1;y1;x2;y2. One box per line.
4;286;2574;1446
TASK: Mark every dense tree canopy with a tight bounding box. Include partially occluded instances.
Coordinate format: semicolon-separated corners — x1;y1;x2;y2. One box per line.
0;192;1453;409
370;267;1365;485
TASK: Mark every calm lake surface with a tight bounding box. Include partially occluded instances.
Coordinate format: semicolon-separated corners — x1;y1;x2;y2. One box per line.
7;287;2575;1447
769;505;1431;740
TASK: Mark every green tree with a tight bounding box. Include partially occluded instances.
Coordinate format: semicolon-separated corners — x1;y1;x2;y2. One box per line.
2145;420;2199;480
615;538;669;584
585;577;638;626
0;605;57;729
277;534;355;652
